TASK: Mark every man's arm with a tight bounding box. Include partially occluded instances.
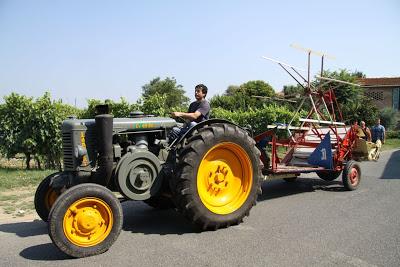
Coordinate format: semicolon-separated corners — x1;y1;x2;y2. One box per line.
171;111;202;121
366;128;372;142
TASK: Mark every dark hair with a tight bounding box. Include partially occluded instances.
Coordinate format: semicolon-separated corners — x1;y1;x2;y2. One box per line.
195;84;208;96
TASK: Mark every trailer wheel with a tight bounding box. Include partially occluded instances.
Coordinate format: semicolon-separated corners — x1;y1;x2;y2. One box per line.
34;172;61;222
48;184;123;258
316;170;342;181
342;160;361;191
172;123;262;230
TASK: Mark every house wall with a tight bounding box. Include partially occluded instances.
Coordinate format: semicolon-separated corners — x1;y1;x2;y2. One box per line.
364;87;394;109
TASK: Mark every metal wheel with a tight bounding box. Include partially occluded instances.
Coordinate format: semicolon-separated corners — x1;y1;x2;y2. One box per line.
48;183;123;258
34;172;61;222
197;142;253;215
171;123;262;230
342;160;361;191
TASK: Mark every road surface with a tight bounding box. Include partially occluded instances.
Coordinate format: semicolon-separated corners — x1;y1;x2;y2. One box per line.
0;149;399;266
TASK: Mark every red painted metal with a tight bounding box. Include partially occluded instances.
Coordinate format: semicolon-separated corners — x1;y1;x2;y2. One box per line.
259;48;359;176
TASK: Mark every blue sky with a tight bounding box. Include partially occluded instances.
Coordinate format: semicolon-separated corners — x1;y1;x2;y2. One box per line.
0;0;399;107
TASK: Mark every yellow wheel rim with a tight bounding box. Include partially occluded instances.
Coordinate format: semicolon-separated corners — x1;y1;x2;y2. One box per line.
63;197;113;247
197;142;253;215
44;189;58;211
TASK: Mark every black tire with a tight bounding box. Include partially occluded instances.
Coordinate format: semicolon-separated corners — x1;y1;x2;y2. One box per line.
171;123;263;230
34;172;61;222
143;195;175;210
283;177;298;182
48;183;123;258
316;170;342;181
342;160;361;191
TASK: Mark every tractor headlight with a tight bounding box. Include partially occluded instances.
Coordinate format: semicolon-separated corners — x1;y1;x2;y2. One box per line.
74;145;87;159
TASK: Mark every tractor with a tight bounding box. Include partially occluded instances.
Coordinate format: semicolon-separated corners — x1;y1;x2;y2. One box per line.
35;46;364;258
34;107;263;258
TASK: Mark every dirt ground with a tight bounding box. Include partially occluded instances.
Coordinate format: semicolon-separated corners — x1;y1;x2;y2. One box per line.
0;187;39;223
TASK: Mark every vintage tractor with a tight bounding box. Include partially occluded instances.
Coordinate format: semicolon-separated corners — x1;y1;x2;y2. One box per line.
34;107;262;258
35;46;364;258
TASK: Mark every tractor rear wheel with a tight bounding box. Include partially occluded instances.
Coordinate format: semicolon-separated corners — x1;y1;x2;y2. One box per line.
283;177;298;182
48;183;123;258
34;172;61;222
143;195;175;209
316;170;342;181
171;123;263;230
342;160;361;191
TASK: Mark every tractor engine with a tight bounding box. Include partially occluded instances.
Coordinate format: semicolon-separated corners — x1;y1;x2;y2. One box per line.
60;112;177;200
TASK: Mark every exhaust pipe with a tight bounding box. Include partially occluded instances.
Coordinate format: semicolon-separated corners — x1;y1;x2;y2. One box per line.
94;114;113;186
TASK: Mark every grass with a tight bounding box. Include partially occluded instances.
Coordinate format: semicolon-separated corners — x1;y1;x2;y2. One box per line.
0;168;55;191
382;138;400;151
0;167;55;217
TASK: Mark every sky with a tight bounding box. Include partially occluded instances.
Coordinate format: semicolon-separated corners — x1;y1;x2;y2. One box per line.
0;0;399;107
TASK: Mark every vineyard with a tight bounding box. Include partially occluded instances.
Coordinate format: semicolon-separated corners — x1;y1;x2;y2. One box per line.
0;73;396;170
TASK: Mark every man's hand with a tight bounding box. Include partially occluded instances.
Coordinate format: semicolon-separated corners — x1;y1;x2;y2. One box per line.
171;112;181;118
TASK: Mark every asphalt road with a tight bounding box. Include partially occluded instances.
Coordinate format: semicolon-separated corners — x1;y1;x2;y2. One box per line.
0;149;399;267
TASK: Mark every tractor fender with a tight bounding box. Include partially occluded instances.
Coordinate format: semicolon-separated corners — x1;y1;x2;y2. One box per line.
171;119;252;148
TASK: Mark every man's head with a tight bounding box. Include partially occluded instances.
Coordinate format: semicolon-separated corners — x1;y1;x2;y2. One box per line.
195;84;208;101
376;118;381;125
361;121;366;128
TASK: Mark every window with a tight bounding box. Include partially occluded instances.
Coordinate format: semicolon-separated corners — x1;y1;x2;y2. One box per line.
365;90;384;101
393;88;399;110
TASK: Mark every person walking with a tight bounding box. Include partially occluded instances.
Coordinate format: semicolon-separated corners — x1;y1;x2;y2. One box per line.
371;118;385;144
359;120;372;142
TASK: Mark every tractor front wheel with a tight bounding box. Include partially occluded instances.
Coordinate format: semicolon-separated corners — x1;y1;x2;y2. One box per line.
48;183;123;258
172;123;262;230
34;172;61;222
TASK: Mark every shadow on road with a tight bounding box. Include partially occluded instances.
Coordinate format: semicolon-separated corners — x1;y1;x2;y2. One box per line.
19;243;70;261
122;177;344;235
122;201;200;235
0;219;47;237
380;149;400;179
0;220;71;261
258;177;344;202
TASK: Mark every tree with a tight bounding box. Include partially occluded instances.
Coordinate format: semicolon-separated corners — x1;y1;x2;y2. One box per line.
210;80;275;111
283;84;304;97
225;85;240;96
0;92;79;169
142;77;189;108
240;80;275;99
317;69;379;124
32;93;79;169
0;93;36;169
379;108;397;130
79;98;139;119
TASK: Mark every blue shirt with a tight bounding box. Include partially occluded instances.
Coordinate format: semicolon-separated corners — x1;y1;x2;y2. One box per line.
371;124;385;142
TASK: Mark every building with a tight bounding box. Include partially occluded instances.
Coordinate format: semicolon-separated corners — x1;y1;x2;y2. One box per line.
357;77;400;110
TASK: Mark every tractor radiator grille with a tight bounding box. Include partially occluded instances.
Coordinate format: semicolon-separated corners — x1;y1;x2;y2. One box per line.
62;132;74;170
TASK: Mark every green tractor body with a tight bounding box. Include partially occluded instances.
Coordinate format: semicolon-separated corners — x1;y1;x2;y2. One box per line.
35;111;262;258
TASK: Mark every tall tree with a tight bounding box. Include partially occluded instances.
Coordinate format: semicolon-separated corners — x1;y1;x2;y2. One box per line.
317;69;379;125
0;93;36;168
142;77;189;108
210;80;275;110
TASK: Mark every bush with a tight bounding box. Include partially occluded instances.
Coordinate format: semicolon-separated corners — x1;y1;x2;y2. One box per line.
211;104;303;135
379;108;397;131
386;130;400;139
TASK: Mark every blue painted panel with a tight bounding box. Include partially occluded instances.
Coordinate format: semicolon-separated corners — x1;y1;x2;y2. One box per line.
307;132;333;169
